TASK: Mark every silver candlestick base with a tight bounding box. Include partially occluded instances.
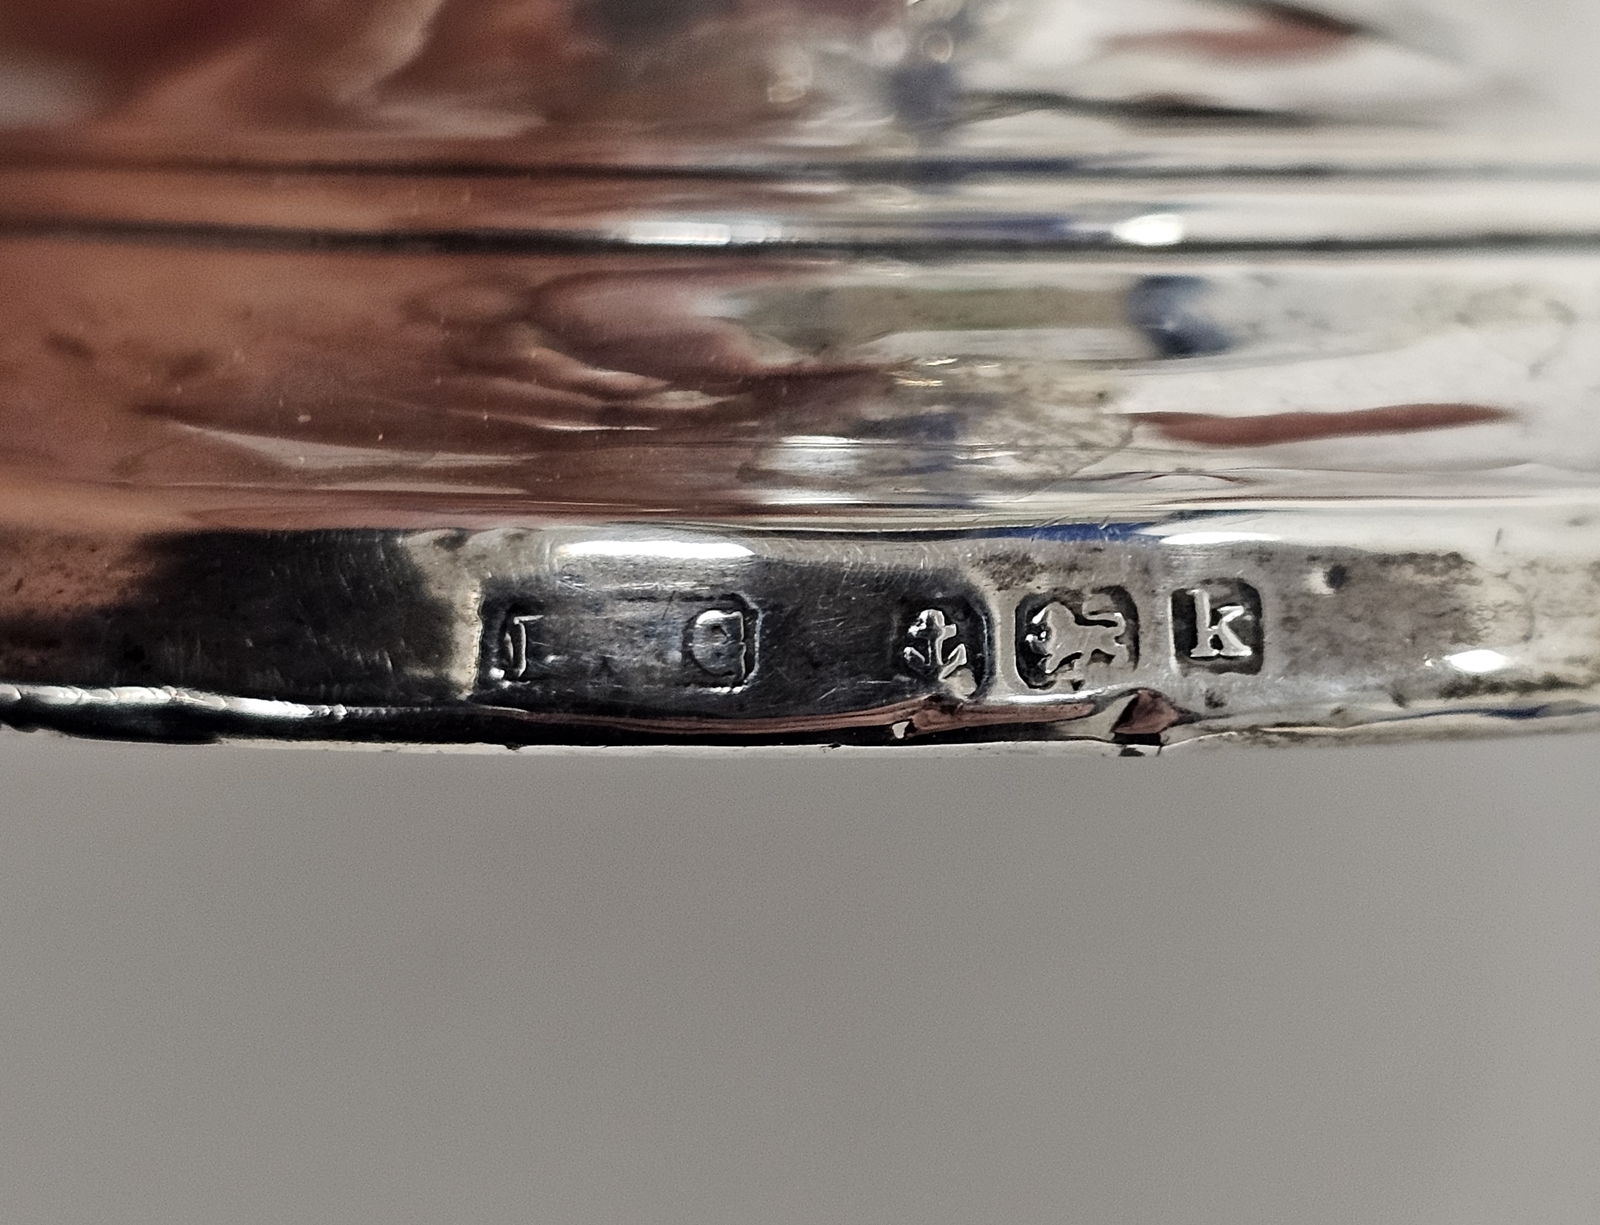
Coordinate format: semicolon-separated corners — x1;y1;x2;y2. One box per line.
2;506;1595;748
3;1;1600;748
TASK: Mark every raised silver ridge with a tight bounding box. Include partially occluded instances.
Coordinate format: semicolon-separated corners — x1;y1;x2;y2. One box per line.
3;503;1597;748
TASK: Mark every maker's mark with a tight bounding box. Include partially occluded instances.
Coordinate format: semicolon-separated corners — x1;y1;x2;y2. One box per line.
686;606;754;685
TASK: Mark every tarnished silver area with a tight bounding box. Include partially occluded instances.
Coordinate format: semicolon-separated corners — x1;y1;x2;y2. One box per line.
1;506;1597;748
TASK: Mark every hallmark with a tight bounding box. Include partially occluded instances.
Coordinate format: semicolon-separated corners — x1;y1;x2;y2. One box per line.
903;608;969;682
685;602;755;685
496;610;543;682
1018;589;1137;690
1172;581;1263;673
900;606;981;699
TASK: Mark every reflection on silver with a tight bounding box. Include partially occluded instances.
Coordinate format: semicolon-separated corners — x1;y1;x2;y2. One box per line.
1445;649;1512;676
0;2;1599;747
0;510;1595;749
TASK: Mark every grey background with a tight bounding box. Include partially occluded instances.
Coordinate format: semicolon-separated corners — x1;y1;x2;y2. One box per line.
0;734;1595;1224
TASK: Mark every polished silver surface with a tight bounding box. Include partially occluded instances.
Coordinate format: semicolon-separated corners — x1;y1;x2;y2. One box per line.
3;506;1598;747
4;0;1597;173
4;1;1600;747
1;241;1598;521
